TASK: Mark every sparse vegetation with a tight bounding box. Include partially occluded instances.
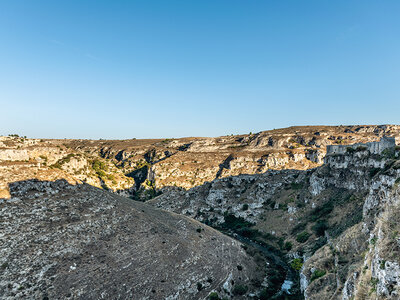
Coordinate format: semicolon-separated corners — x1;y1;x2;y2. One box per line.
291;258;303;271
369;168;381;177
291;182;303;190
283;241;293;251
90;159;110;181
312;220;328;237
1;262;8;270
232;284;248;296
369;278;379;295
310;269;326;282
50;153;76;169
308;200;334;222
220;213;255;232
296;231;311;243
208;292;219;300
380;260;386;269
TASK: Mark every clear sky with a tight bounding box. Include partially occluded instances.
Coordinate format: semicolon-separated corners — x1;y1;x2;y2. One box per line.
1;1;400;139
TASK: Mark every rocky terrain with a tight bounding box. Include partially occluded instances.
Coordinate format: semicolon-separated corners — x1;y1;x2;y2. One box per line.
1;125;400;201
0;179;267;299
150;136;400;299
2;125;400;299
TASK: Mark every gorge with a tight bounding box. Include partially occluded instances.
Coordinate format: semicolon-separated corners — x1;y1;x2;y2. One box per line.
1;125;400;299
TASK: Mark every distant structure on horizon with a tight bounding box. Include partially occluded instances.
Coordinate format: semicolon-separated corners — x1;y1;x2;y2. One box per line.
326;136;396;155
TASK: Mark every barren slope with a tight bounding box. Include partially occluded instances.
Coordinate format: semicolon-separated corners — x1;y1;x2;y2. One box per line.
0;180;265;299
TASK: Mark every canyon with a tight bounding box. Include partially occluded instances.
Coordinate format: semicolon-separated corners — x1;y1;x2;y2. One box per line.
1;125;400;299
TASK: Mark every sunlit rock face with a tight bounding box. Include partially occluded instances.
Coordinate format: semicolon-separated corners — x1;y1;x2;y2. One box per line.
1;125;399;197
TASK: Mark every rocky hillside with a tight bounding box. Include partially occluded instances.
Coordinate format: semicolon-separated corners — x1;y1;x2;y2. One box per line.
1;125;400;200
150;141;400;299
0;179;267;299
2;125;400;299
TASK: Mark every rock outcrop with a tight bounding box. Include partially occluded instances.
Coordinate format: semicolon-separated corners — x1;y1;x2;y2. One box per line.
2;125;400;200
150;139;400;299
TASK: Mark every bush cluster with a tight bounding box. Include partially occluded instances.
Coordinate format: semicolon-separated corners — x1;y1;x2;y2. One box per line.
296;231;311;243
310;269;326;282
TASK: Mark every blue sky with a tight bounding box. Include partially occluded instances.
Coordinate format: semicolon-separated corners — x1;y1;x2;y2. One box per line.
1;1;400;139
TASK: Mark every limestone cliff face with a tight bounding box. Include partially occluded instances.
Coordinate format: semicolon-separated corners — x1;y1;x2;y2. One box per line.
0;180;265;300
299;149;400;300
150;143;400;299
101;125;399;191
1;125;399;199
0;137;134;198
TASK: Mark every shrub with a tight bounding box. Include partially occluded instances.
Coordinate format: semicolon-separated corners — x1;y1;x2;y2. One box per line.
356;146;367;151
232;285;248;296
382;148;396;159
237;227;260;239
312;220;328;237
279;203;288;210
106;174;115;181
291;258;303;271
221;213;254;231
283;241;293;251
50;162;62;169
285;197;295;204
311;237;327;254
91;159;108;178
208;292;219;300
310;269;326;282
291;221;307;234
259;289;270;300
291;182;303;190
242;203;249;211
308;200;334;222
142;189;160;201
296;231;311;243
261;265;287;298
296;200;305;208
369;168;381;178
1;262;8;270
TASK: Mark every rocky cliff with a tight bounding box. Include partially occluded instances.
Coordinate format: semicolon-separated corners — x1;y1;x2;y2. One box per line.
1;125;399;200
150;140;400;299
